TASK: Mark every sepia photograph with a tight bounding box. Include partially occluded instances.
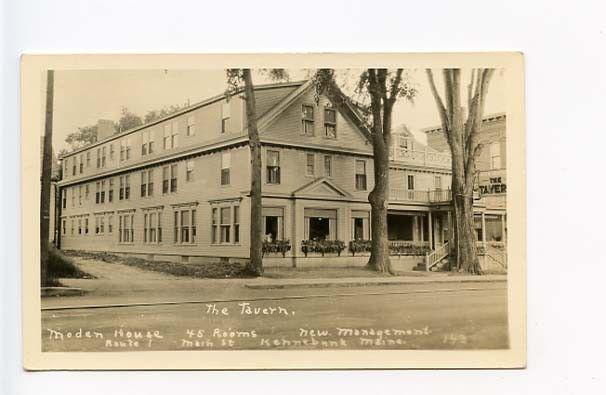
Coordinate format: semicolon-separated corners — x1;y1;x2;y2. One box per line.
21;53;525;369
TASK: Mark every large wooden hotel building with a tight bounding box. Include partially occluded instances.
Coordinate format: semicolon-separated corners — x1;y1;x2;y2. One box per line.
56;80;506;270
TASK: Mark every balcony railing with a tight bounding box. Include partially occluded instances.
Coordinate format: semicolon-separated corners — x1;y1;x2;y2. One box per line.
389;147;451;168
389;188;452;203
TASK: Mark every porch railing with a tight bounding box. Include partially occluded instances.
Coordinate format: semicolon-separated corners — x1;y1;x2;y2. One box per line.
425;242;449;271
389;188;452;203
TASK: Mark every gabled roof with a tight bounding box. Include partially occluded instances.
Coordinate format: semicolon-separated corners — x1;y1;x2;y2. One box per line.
422;112;506;134
292;177;352;198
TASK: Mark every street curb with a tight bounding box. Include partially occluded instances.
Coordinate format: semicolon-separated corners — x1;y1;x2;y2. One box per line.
244;277;507;290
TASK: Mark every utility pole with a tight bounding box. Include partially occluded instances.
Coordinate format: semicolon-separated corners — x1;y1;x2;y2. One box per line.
40;70;54;287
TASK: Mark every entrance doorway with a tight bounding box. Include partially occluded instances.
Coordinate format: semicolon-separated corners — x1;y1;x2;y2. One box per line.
387;213;413;240
309;217;330;240
265;216;279;242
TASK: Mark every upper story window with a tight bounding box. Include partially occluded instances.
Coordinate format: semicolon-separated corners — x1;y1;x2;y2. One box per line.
324;155;332;177
163;122;179;150
434;175;442;190
186;160;194;182
108;178;114;202
142;130;154;156
221;153;231;185
109;144;115;161
119;175;130;200
63;160;68;178
141;169;154;197
302;105;314;135
355;160;367;191
120;139;131;161
72;157;76;176
85;184;90;200
324;108;337;138
61;189;66;209
79;154;84;173
306;154;315;176
186;116;196;136
70;187;75;207
407;174;415;190
162;164;178;193
78;186;82;206
490;142;501;169
86;151;91;167
101;146;107;167
221;102;231;134
96;148;101;168
266;150;280;184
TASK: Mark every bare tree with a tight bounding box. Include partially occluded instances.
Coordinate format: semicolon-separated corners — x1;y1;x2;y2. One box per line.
426;68;495;274
314;69;416;274
40;70;54;287
226;69;288;276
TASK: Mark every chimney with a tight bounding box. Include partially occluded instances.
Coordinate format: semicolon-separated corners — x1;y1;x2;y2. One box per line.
96;119;116;141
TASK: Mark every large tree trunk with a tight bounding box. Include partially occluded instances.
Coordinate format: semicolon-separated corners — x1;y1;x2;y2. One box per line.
451;178;481;274
40;70;54;287
242;70;264;276
367;149;392;273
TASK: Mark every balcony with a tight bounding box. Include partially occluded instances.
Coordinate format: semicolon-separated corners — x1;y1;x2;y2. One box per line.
389;147;451;169
389;188;452;203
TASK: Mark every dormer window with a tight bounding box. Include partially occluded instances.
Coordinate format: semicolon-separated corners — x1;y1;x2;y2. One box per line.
324;108;337;138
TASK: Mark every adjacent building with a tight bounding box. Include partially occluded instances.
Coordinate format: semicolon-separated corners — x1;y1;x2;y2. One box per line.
56;81;503;269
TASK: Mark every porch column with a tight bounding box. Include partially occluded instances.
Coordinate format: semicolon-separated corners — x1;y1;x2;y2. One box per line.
481;211;487;245
412;216;418;241
420;215;425;242
501;214;507;243
428;211;433;250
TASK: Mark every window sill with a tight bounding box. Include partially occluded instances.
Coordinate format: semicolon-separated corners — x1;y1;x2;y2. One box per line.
211;243;241;247
173;243;198;247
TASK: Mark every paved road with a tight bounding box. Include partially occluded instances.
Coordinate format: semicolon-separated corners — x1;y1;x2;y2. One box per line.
42;283;508;351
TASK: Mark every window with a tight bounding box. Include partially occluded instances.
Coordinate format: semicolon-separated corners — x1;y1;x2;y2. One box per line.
140;170;153;197
61;219;66;235
119;175;130;200
78;219;82;235
173;209;196;244
302;105;314;135
221;153;231;185
100;180;106;203
84;218;89;235
61;190;66;209
306;154;315;176
186;160;194;182
304;209;337;241
324;155;332;177
355;160;367;190
142;131;149;155
266;150;280;184
126;138;132;160
110;144;115;161
324;108;337;138
100;216;105;233
71;188;75;207
170;164;177;192
211;208;218;244
79;154;84;173
95;182;101;203
351;211;370;240
221;102;231;134
63;160;68;178
72;157;76;175
85;184;90;201
78;186;82;206
434;175;442;190
144;212;162;243
407;174;415;190
101;146;107;167
490;142;501;170
163;123;178;149
96;148;101;168
220;207;231;243
120;140;126;161
163;166;169;194
263;207;283;241
186;116;195;136
95;216;100;234
233;206;239;243
71;219;74;235
108;215;113;233
118;214;134;243
86;151;90;167
108;178;114;202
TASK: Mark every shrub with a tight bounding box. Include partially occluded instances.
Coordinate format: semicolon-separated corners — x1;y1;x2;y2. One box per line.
349;240;372;256
387;241;431;256
262;239;292;257
301;240;346;257
47;245;92;279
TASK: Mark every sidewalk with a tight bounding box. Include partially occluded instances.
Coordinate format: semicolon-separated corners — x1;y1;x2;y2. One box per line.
42;257;506;309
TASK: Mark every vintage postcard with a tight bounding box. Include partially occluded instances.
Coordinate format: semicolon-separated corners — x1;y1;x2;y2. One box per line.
22;53;526;370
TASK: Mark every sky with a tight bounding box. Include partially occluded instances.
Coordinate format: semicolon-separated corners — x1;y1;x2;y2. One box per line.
50;68;506;152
